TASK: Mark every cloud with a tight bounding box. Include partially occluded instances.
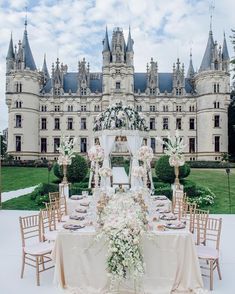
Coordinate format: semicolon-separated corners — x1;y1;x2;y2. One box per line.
0;0;235;131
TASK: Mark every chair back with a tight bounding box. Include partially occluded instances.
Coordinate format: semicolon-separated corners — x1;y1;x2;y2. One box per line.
205;217;222;250
195;209;209;245
40;208;55;241
49;192;60;204
19;214;41;247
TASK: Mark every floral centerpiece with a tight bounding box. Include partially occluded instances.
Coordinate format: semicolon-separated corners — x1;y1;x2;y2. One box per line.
93;101;148;132
57;136;77;183
88;145;104;189
158;130;187;188
99;167;112;178
132;166;145;178
96;192;147;290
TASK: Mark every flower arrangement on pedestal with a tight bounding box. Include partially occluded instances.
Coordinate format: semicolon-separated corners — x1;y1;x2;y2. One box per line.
93;101;148;131
99;167;112;188
138;146;154;188
88;145;104;188
158;130;186;188
57;136;77;183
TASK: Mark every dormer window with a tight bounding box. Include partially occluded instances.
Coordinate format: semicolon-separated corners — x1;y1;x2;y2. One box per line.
176;105;182;112
41;105;47;112
54;105;60;112
68;105;73;112
81;88;87;95
81;105;86;112
176;88;182;96
116;82;121;89
16;101;22;108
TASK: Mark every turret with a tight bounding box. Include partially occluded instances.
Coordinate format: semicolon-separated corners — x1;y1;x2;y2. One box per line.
222;33;230;72
172;58;185;96
52;58;64;96
102;27;111;66
77;57;90;95
146;58;158;95
111;27;126;63
186;50;195;79
41;54;50;85
6;33;15;73
126;26;134;66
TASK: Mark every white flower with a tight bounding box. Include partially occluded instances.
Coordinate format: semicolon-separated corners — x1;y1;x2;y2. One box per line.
88;145;104;162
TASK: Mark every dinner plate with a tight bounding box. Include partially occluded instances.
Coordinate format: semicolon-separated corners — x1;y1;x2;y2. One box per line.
165;222;186;229
157;209;171;214
80;202;90;207
160;214;177;221
70;195;84;200
156;203;165;207
63;224;85;230
75;208;87;213
154;196;167;200
69;215;85;221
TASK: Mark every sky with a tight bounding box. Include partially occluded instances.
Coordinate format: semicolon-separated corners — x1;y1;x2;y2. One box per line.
0;0;235;131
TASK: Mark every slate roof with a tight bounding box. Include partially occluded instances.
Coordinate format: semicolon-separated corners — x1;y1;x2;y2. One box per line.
6;34;14;60
42;72;193;94
22;29;37;71
199;30;214;72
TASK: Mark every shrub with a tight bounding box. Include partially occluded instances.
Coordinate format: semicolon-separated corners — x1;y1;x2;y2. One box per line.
187;160;235;168
35;194;49;206
70;187;92;196
30;183;58;200
154;186;172;200
155;155;190;183
53;154;89;183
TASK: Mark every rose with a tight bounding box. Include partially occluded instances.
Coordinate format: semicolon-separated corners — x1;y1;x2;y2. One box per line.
88;145;104;162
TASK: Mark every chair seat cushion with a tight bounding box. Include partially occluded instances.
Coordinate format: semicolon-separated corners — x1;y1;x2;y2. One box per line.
196;245;219;260
24;242;53;255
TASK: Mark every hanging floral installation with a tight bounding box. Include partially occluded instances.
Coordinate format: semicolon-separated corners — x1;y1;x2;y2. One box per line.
93;102;148;131
88;145;104;188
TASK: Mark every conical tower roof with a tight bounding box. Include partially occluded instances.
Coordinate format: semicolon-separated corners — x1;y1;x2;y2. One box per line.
199;30;214;72
186;51;195;78
126;26;133;52
103;26;110;52
42;54;50;78
6;33;15;60
22;21;37;71
222;33;229;61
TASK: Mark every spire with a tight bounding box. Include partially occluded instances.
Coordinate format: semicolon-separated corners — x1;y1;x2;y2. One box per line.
103;26;110;52
222;32;229;61
126;26;133;52
199;30;214;72
187;49;195;78
42;54;50;79
6;33;14;60
22;20;37;71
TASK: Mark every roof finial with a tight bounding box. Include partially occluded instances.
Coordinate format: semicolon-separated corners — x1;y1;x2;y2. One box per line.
209;0;215;31
24;6;28;31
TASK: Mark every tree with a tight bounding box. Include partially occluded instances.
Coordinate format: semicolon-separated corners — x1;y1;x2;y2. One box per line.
228;92;235;160
0;135;7;158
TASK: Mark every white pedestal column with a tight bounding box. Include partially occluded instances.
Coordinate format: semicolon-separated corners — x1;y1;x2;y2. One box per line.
59;183;69;199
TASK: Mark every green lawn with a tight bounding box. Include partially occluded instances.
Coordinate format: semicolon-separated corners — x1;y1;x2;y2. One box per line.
2;193;40;210
1;167;57;192
187;169;235;214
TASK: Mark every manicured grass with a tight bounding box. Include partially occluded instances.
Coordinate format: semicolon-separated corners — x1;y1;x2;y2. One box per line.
2;193;40;210
1;167;57;192
187;169;235;214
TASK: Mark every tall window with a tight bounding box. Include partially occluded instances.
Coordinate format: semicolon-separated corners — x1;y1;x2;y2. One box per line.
213;83;220;93
163;105;169;112
94;105;100;111
54;105;60;112
189;105;195;112
137;105;142;112
81;118;87;130
68;105;73;112
41;118;47;130
54;138;60;153
176;118;182;130
150;105;156;112
15;115;22;128
189;118;195;130
67;117;73;130
16;82;22;93
176;88;182;96
176;105;182;112
214;102;220;109
150;118;155;130
80;138;87;153
41;138;47;153
116;82;121;89
150;138;156;153
81;105;86;112
16;136;21;152
163;117;168;130
214;136;220;152
54;118;60;130
16;101;22;108
214;115;220;128
189;138;195;153
41;105;47;112
162;138;169;152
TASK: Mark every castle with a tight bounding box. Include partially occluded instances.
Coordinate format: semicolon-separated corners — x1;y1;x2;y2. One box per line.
5;22;230;161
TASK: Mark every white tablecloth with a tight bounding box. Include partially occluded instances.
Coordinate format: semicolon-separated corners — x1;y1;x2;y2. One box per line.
52;226;203;294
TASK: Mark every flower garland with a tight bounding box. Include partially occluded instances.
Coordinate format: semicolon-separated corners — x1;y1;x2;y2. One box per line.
93;102;148;131
138;146;153;165
96;192;147;287
99;167;112;177
57;136;77;165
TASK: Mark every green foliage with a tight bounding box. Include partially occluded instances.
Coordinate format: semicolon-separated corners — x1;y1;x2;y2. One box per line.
30;183;59;200
154;186;172;200
187;160;235;168
155;155;190;183
53;154;89;183
0;135;7;157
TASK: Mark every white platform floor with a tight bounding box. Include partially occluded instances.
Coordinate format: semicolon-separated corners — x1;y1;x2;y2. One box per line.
0;210;235;294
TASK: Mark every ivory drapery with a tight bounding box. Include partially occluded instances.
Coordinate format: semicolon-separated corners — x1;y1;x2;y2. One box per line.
126;133;143;188
100;134;116;187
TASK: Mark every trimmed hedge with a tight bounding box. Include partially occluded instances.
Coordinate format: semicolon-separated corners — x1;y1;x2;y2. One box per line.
155;155;190;183
187;161;235;168
30;183;59;200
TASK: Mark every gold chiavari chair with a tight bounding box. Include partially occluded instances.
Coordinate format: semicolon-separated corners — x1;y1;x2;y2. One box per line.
40;208;58;242
196;217;222;291
48;191;60;204
195;209;209;245
179;200;197;233
19;214;54;286
172;192;187;214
